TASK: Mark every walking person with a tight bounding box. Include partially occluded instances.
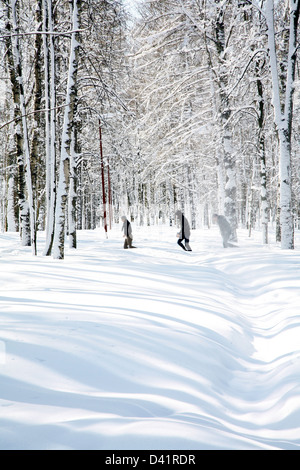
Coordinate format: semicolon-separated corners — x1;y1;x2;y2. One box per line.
212;213;236;248
121;216;136;249
175;210;192;251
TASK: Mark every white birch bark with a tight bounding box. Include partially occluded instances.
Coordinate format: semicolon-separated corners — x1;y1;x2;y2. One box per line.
3;0;28;243
212;1;237;238
266;0;300;249
10;0;36;253
43;0;57;256
260;137;268;244
5;130;18;232
68;128;77;248
52;0;81;259
6;176;17;231
256;62;269;244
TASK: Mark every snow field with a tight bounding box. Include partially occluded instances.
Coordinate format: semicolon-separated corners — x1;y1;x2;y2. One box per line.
0;225;300;449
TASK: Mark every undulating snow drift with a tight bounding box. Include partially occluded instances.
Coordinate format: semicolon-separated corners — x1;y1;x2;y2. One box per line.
0;225;300;450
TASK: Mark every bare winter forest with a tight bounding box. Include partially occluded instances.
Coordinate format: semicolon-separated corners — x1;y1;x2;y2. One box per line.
0;0;300;257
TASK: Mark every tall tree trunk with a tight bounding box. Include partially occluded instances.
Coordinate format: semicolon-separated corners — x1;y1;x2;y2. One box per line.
266;0;300;249
68;127;78;248
4;116;18;231
215;1;237;239
52;0;81;259
43;0;57;256
31;0;44;232
4;0;36;252
256;64;269;244
11;0;37;254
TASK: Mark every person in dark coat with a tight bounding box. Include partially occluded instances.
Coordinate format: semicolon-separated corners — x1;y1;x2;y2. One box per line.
121;216;136;249
175;210;192;251
212;213;235;247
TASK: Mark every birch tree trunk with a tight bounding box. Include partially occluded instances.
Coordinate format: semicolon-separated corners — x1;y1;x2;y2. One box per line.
4;0;36;252
6;168;18;231
4;120;18;231
11;0;37;254
43;0;57;256
31;0;44;230
52;0;81;259
3;0;27;242
256;64;269;244
266;0;300;249
214;1;237;239
68;127;78;249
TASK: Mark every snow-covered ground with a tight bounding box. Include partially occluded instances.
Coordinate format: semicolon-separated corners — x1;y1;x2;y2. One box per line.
0;224;300;450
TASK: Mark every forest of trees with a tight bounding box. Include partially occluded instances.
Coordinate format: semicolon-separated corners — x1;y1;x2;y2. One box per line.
0;0;299;257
